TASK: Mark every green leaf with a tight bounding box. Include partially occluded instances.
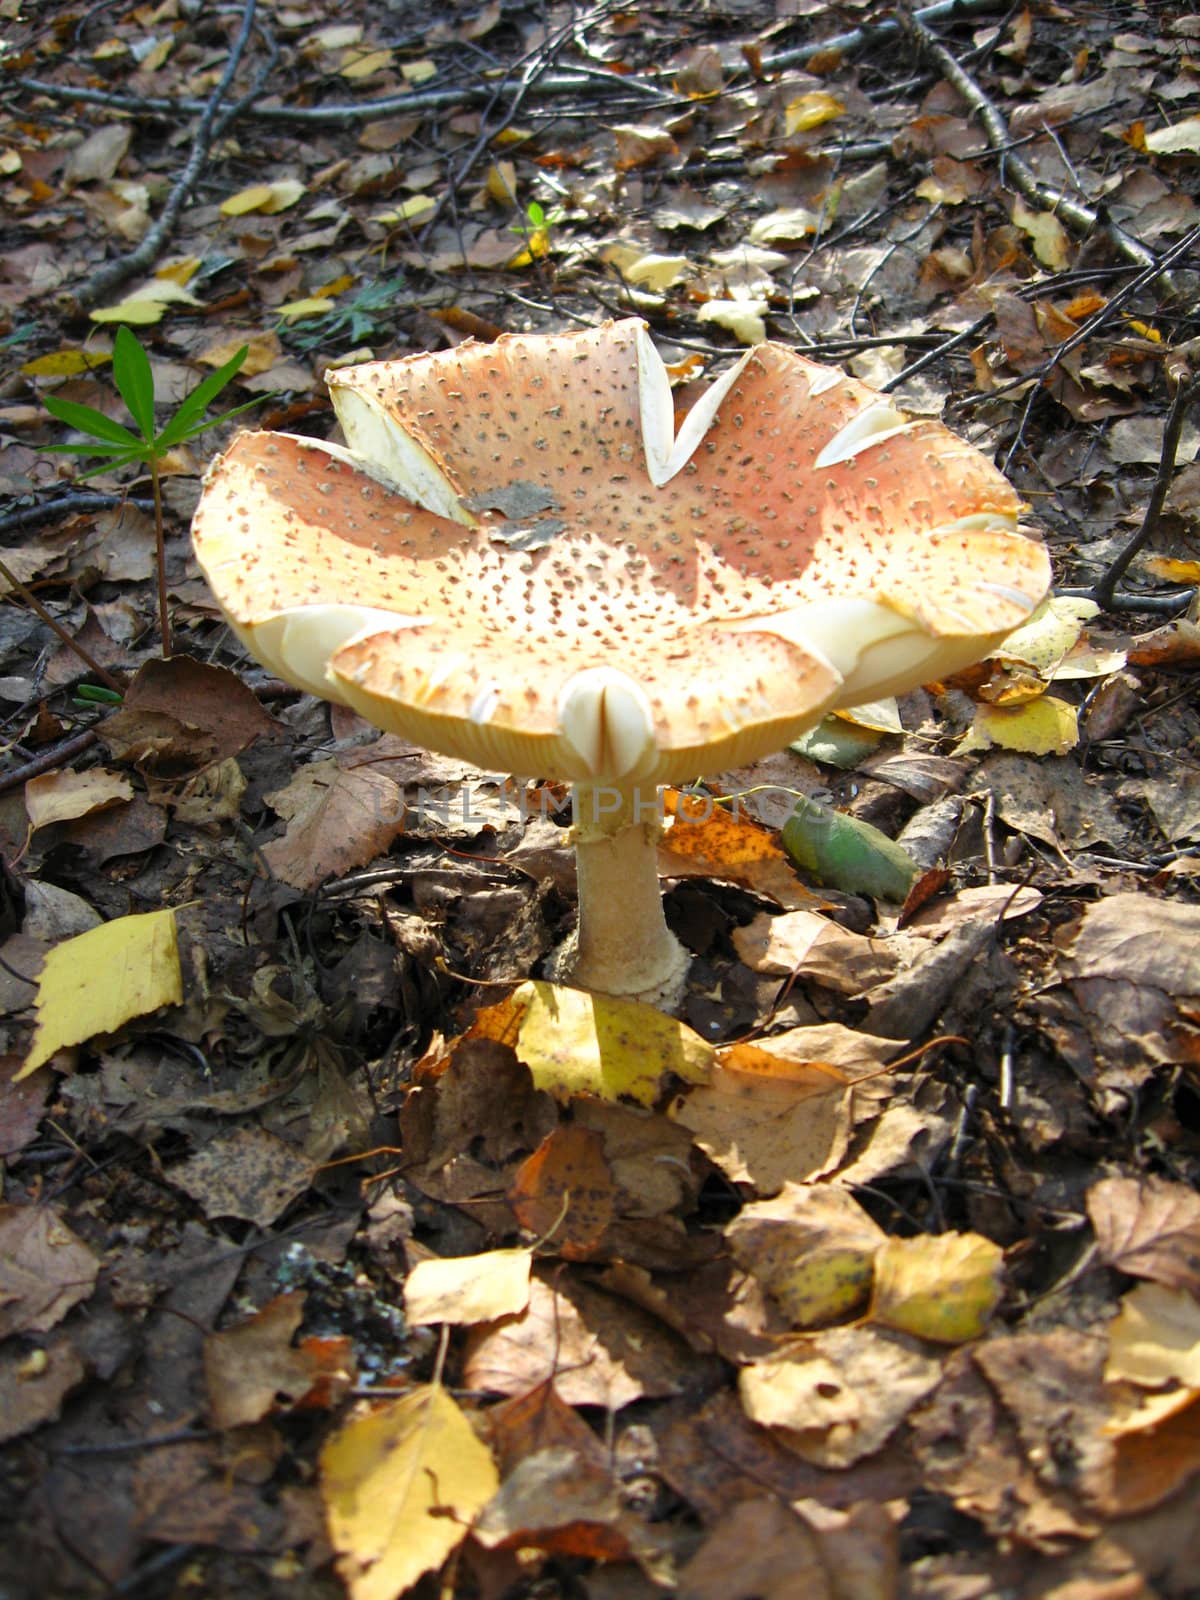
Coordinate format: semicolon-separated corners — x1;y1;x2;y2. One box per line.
42;394;144;450
164;395;271;447
153;347;249;448
781;793;919;902
111;325;156;441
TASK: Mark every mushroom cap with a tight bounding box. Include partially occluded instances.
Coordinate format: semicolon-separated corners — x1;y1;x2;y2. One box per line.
191;319;1049;784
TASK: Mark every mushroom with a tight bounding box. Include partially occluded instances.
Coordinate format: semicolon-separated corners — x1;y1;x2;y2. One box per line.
191;319;1049;1006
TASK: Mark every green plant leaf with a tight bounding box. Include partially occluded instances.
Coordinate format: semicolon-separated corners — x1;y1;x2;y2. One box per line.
111;325;156;441
153;346;249;448
163;395;271;448
42;394;144;450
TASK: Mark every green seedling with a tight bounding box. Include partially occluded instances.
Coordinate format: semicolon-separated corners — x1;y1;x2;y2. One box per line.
41;324;263;659
508;200;566;263
279;276;407;354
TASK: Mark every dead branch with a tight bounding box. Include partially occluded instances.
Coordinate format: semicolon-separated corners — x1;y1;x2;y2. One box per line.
759;0;1004;72
0;495;156;537
1090;372;1200;610
896;6;1168;284
72;0;259;309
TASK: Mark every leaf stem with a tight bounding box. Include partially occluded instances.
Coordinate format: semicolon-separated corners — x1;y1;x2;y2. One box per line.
151;460;172;658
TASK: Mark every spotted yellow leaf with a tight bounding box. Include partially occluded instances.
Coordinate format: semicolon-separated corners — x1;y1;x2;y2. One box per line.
959;694;1079;756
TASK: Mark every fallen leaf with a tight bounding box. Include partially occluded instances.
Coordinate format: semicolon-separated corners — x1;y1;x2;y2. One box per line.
508;1126;615;1258
19;908;182;1077
472;1446;632;1560
727;1184;885;1328
403;1249;532;1325
1145;116;1200;155
696;298;768;343
677;1494;834;1599
204;1292;351;1429
166;1126;316;1226
469;980;711;1106
870;1231;1005;1343
220;180;306;216
321;1385;499;1600
1012;196;1072;268
0;1204;100;1336
0;1333;86;1444
24;768;133;831
1088;1175;1200;1297
732;908;902;993
784;91;845;134
740;1326;941;1467
1106;1282;1200;1389
463;1273;694;1408
658;789;824;911
959;695;1079;756
263;759;405;890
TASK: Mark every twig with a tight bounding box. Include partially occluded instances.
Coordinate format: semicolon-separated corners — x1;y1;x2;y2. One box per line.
1095;373;1200;607
895;6;1168;283
74;0;259;309
0;558;122;691
0;729;100;793
758;0;1004;72
0;494;155;538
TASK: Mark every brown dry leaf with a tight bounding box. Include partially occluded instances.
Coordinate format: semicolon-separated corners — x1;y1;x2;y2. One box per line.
0;1333;86;1445
24;768;132;832
263;759;405;890
732;908;904;993
1105;1392;1200;1516
658;789;824;911
677;1495;834;1600
669;1048;854;1195
472;1447;631;1560
462;1273;694;1409
321;1384;499;1600
870;1232;1005;1344
1106;1282;1200;1389
0;1204;100;1337
902;883;1043;937
197;330;282;375
572;1098;701;1219
612;123;678;170
726;1183;886;1328
0;1059;51;1159
509;1125;615;1258
1127;618;1200;666
1088;1175;1200;1296
740;1326;941;1468
403;1248;532;1326
204;1292;351;1429
166;1127;317;1226
486;1379;610;1476
909;1348;1100;1549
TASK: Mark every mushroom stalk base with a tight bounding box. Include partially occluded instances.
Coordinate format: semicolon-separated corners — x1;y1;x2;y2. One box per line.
550;783;689;1011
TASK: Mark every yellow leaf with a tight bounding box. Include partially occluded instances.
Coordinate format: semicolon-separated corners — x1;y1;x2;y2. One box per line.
784;91;845;135
372;194;436;225
21;348;112;377
340;47;393;80
834;697;902;734
308;23;362;52
19;909;183;1079
276;296;336;321
321;1385;499;1600
404;1249;532;1326
871;1232;1005;1343
401;59;436;83
471;980;712;1105
1012;197;1071;270
90;299;169;325
1106;1282;1200;1389
198;331;281;376
1144;117;1200;156
958;695;1078;756
315;274;355;297
484;160;517;205
221;180;305;218
696;298;768;344
995;594;1098;675
1143;555;1200;584
507;229;550;267
155;256;202;286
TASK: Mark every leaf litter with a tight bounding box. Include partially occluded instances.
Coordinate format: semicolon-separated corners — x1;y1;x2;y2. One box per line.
3;1;1200;1597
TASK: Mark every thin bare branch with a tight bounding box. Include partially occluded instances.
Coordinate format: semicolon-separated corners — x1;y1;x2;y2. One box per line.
896;5;1170;284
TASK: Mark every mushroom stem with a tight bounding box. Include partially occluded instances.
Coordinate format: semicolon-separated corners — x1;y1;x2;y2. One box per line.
559;782;689;1009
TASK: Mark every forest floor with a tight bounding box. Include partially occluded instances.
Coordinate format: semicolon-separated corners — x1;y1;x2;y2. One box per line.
2;2;1200;1597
